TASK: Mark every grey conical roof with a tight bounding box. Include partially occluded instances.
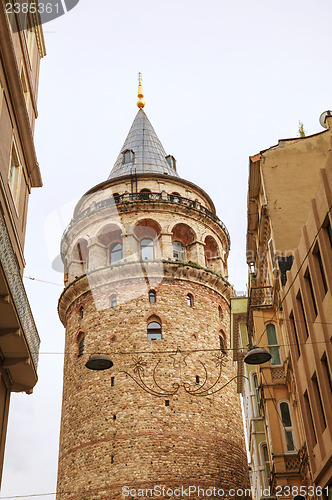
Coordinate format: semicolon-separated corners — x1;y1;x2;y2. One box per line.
108;109;179;179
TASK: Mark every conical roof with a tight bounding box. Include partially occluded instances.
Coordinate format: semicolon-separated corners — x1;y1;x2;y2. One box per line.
108;109;179;179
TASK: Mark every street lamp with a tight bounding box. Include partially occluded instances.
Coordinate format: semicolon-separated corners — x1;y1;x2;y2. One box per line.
85;354;113;370
244;347;271;365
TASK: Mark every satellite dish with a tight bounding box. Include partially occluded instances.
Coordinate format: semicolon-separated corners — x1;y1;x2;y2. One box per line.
319;110;332;129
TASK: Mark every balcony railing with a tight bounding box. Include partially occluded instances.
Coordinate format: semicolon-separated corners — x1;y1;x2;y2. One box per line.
0;207;40;369
65;192;230;247
249;286;274;308
246;286;274;337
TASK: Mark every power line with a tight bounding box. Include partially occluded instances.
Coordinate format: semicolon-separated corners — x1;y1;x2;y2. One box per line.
23;276;63;287
0;494;55;499
3;337;330;358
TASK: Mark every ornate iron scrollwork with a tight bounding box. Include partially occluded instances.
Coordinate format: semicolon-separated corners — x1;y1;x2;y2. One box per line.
120;347;246;397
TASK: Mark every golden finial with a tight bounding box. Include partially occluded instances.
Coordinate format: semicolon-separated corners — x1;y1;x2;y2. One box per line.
137;72;145;109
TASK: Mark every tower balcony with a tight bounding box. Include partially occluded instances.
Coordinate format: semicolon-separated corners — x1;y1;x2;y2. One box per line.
62;191;230;248
0;207;40;393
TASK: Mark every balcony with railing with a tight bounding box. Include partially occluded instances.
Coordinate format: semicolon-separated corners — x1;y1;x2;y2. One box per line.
0;206;40;392
247;286;274;337
249;286;274;308
64;192;230;247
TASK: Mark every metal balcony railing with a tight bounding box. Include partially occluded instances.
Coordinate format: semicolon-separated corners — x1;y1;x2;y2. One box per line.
64;192;231;247
249;286;274;308
246;286;274;337
0;207;40;369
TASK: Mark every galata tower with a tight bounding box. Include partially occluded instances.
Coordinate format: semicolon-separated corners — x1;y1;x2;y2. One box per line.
56;76;250;499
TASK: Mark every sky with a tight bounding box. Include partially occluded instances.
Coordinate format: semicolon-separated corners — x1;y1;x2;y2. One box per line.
1;0;332;498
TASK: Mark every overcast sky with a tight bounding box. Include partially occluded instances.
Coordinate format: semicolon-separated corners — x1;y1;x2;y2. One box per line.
1;0;332;498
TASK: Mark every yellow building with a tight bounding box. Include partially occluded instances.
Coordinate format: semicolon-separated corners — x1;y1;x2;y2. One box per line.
0;2;45;484
241;113;332;499
281;122;332;498
231;296;270;500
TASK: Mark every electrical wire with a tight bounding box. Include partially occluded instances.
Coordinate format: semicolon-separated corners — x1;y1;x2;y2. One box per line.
23;276;63;287
0;494;55;499
2;337;331;359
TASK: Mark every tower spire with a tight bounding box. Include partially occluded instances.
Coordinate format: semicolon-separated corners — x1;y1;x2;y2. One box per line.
137;72;145;109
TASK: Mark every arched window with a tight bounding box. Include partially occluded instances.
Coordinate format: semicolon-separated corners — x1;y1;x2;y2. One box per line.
279;401;296;452
172;223;196;262
112;193;120;203
218;306;223;321
251;372;261;417
173;241;185;261
139;189;151;201
147;321;162;340
170;192;180;202
260;443;271;487
79;306;84;319
110;294;117;309
73;239;88;267
186;293;193;307
204;235;219;269
110;242;122;265
219;332;227;354
266;323;282;365
149;290;156;303
77;332;85;357
141;238;154;260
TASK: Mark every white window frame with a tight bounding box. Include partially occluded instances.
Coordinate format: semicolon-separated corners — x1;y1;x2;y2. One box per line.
278;400;297;454
259;442;271;490
110;242;122;265
266;322;282;366
249;371;261;418
147;321;162;341
140;238;154;260
173;240;185;261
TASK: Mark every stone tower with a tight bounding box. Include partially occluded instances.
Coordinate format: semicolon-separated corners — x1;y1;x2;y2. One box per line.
56;80;250;499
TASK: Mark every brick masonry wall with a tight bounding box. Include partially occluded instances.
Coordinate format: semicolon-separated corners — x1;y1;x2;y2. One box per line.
57;273;250;499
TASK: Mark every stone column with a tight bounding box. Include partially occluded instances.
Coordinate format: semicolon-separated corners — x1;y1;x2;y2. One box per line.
191;240;206;267
88;241;107;270
159;232;173;260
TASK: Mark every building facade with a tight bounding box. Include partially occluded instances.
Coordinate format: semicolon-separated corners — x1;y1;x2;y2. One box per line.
56;84;251;499
281;128;332;498
0;1;45;485
231;297;270;500
240;114;332;499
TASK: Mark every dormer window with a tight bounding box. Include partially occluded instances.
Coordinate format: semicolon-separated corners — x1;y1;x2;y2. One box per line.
123;149;135;165
166;155;176;170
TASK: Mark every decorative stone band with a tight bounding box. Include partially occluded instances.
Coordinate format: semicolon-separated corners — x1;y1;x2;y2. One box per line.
0;206;40;369
58;260;233;326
